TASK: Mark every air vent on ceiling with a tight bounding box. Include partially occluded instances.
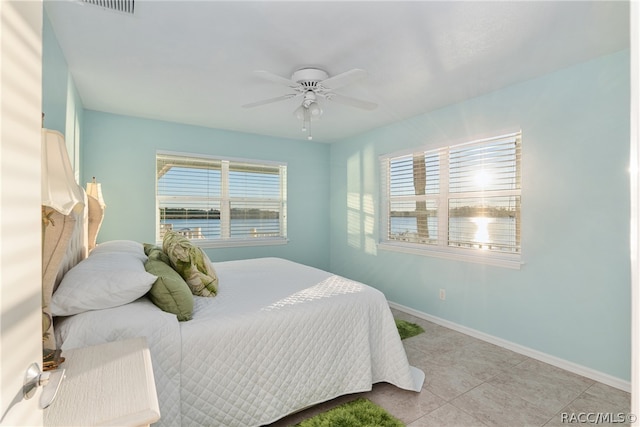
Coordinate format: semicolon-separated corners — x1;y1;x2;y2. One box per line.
81;0;134;14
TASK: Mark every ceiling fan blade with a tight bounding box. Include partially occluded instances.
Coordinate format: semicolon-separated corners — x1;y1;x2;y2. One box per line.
325;92;378;111
254;70;296;87
242;93;299;108
320;69;368;90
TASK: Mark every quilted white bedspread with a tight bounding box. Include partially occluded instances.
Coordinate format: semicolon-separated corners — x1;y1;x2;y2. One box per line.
57;257;424;427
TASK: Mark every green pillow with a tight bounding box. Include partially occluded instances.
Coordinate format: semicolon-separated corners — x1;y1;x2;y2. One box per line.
162;231;218;297
144;257;194;321
144;243;171;264
143;242;157;256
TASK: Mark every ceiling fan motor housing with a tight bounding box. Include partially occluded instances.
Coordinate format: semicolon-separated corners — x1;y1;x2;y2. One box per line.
291;68;329;88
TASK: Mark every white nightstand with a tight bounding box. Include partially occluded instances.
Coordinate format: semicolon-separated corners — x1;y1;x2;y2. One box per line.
44;337;160;427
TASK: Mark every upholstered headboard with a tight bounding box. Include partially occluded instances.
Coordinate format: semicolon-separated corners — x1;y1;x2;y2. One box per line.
41;129;89;350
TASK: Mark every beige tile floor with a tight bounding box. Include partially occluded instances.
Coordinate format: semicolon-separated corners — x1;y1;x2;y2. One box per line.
267;308;631;427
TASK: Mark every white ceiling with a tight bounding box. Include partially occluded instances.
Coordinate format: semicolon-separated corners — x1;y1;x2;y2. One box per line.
44;1;630;143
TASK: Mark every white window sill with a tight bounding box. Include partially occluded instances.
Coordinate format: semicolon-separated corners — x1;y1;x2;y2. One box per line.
378;241;522;270
156;237;288;249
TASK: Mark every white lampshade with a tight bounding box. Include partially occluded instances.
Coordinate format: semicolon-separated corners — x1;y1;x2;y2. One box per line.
42;129;84;215
86;179;106;208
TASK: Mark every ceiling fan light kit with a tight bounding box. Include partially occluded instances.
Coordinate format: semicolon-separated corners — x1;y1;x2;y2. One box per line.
243;67;377;141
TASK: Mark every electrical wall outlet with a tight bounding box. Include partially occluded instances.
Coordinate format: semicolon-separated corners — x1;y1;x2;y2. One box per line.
439;289;446;300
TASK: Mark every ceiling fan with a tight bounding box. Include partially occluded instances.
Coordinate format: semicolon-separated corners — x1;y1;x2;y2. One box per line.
242;67;377;140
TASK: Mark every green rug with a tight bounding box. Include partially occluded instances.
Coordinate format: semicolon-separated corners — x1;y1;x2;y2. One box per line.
295;398;404;427
395;319;425;340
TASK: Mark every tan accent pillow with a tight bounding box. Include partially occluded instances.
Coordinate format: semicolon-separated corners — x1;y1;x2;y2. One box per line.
162;231;218;297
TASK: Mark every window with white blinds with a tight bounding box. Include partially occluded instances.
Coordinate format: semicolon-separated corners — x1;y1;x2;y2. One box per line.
156;152;287;246
380;132;521;267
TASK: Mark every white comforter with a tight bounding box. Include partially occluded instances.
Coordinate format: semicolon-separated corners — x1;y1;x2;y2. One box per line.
57;257;424;427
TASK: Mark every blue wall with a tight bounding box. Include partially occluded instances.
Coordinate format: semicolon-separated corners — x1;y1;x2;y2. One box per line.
42;13;84;178
42;14;67;134
82;112;331;270
328;50;631;381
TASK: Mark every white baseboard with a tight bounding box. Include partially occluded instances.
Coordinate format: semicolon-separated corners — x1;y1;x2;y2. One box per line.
389;301;631;393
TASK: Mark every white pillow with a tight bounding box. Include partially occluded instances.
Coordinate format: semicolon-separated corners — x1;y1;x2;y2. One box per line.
90;240;148;262
51;252;157;316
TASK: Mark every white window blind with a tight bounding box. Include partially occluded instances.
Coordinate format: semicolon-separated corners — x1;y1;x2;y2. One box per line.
380;132;521;265
384;151;441;245
448;135;521;252
156;152;287;245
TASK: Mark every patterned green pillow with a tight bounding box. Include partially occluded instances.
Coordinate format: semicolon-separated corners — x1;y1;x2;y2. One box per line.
162;231;218;297
144;257;194;321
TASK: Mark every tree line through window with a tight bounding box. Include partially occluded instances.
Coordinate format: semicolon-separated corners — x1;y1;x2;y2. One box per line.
156;152;287;243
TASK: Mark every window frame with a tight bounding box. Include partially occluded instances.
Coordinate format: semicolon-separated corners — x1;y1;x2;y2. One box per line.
378;132;522;269
156;150;288;248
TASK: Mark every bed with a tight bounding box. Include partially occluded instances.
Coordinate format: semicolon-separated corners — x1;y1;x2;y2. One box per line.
41;130;424;427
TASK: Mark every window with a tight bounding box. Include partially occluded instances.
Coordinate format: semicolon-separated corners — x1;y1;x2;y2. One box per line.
380;132;521;268
156;151;287;247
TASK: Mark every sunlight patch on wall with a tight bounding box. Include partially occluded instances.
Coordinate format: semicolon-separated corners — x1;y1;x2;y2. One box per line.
363;194;376;254
347;148;377;255
347;192;361;248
